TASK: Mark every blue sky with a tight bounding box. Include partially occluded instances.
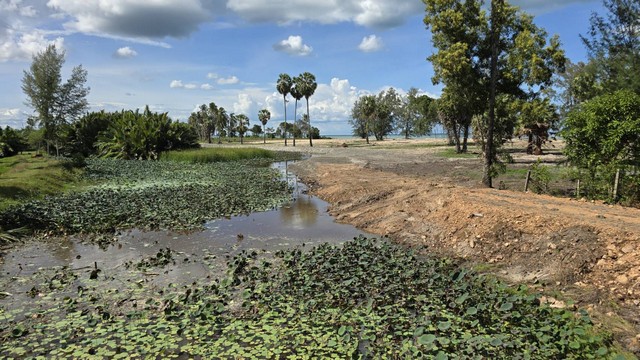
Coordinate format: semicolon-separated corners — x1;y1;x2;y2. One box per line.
0;0;603;135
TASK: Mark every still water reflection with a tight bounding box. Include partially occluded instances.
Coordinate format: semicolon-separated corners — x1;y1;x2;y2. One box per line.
0;161;368;308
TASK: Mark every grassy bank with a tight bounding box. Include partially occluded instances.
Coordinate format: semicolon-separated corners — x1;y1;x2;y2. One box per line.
0;153;85;211
160;147;300;164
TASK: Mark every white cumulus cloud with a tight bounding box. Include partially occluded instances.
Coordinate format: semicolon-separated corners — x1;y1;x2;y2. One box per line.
0;28;65;62
217;76;239;85
273;35;312;56
114;46;137;58
170;80;184;88
201;83;213;90
358;34;383;52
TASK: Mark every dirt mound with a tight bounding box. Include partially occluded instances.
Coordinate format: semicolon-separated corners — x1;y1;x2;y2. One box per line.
293;156;640;354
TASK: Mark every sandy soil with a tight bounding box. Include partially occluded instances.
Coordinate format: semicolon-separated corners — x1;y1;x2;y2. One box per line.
245;137;640;354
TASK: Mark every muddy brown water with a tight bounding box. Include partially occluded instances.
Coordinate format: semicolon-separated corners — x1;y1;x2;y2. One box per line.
0;161;369;312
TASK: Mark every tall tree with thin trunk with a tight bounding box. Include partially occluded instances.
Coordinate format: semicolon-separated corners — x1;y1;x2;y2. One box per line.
22;45;89;155
276;73;292;146
258;109;271;144
215;107;228;144
296;72;317;147
236;114;249;144
290;80;304;147
424;0;565;188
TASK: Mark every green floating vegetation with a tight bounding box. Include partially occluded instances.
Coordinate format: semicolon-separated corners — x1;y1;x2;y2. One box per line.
160;147;301;164
0;157;292;234
0;237;618;359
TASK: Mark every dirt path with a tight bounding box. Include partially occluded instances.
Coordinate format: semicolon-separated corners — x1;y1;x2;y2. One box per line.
279;138;640;353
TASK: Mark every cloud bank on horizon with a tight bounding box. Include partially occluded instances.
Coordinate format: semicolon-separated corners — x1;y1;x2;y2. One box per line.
0;0;600;133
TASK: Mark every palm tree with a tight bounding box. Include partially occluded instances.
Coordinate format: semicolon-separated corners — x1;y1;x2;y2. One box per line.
290;79;304;147
216;107;228;144
258;109;271;144
207;102;218;143
297;72;317;147
276;73;292;146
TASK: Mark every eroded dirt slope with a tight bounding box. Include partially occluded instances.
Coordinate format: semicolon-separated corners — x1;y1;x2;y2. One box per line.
287;141;640;353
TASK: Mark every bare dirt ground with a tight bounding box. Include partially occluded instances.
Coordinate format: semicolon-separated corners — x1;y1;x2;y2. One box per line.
243;137;640;354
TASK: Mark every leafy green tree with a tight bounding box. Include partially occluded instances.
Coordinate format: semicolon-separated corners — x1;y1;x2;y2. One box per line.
581;0;640;95
277;73;293;146
22;45;89;156
424;0;565;187
397;88;436;139
349;97;368;140
250;124;263;136
235;114;250;144
0;127;28;157
563;90;640;174
258;109;271;144
295;72;317;147
290;80;304;147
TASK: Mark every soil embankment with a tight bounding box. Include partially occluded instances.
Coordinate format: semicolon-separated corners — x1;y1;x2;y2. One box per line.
285;138;640;353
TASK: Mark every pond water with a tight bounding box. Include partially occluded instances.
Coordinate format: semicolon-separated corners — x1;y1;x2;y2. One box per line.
0;161;368;309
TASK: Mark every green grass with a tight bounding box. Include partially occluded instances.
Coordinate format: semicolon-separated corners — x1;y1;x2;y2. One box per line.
0;153;85;211
160;147;298;163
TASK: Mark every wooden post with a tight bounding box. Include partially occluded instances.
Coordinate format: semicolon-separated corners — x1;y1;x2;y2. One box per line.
524;170;531;192
576;179;581;198
613;169;621;201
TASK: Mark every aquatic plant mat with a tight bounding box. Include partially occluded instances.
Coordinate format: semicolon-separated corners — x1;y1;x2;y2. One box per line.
0;237;619;359
0;158;293;234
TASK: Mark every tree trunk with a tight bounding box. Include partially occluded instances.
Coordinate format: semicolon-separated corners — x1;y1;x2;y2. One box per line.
283;95;288;146
526;133;534;154
483;0;502;188
462;124;469;153
293;99;297;147
307;99;313;147
453;123;461;153
263;131;266;144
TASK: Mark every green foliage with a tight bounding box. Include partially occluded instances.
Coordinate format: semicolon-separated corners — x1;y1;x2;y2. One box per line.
0;126;29;157
96;107;199;160
562;90;640;172
0;158;291;234
0;237;618;358
529;159;551;194
581;0;640;95
64;111;114;157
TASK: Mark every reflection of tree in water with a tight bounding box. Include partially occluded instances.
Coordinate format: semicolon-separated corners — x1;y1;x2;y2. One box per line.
279;195;318;228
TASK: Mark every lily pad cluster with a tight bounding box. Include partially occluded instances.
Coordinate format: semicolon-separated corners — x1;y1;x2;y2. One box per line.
0;237;618;359
0;158;292;234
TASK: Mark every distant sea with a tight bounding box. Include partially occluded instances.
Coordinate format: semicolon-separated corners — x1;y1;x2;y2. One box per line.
324;133;450;140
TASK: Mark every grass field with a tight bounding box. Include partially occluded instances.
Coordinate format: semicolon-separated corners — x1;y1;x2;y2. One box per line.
0;153;84;210
160;147;300;163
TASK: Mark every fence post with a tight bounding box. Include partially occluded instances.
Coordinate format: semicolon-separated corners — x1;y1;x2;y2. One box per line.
613;169;621;202
524;170;531;192
576;179;581;198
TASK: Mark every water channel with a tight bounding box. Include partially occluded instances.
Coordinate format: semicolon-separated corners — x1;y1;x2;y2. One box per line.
0;161;369;310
